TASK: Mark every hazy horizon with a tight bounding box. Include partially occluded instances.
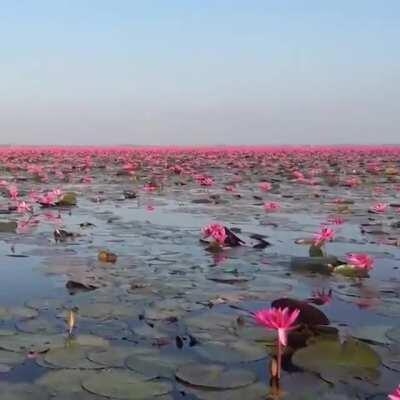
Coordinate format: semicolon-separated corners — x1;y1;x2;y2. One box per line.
1;1;399;145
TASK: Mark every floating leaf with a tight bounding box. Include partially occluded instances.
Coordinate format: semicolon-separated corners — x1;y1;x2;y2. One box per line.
176;363;256;389
82;370;173;399
292;338;380;383
351;325;393;345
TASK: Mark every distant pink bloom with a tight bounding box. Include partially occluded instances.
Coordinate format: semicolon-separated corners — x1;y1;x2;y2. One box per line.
146;205;155;211
314;227;335;246
202;223;227;245
293;171;304;180
16;218;40;234
254;307;300;346
224;185;236;192
17;201;32;214
389;385;400;400
7;184;18;200
0;180;8;187
264;202;281;212
170;165;183;174
370;203;388;213
197;175;214;187
327;215;345;225
346;253;374;271
259;182;272;192
143;183;158;192
81;176;93;183
345;176;361;188
310;289;332;305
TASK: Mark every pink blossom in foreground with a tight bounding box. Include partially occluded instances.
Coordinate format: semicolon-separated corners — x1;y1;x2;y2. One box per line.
346;253;374;271
389;385;400;400
370;202;388;213
202;223;227;245
254;307;300;346
313;227;335;246
264;202;281;212
16;201;32;214
259;182;272;192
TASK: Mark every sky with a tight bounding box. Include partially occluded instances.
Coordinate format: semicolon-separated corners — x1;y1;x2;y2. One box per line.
1;0;399;145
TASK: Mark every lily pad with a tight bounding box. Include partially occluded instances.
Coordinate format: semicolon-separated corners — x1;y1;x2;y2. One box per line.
0;221;17;233
292;338;380;383
386;327;400;343
175;363;257;389
194;340;266;363
351;325;393;345
88;346;154;368
0;334;65;353
57;192;77;206
82;369;173;399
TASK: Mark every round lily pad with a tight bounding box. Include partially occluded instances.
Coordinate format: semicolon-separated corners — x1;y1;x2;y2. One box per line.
194;340;266;363
82;370;173;399
0;334;65;353
37;369;98;394
16;318;64;334
350;325;393;345
44;346;105;369
88;346;154;368
0;383;50;400
292;338;380;383
0;349;25;365
175;363;257;389
126;351;194;378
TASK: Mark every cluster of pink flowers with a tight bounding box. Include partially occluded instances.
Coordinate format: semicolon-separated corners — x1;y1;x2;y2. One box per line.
202;223;227;246
38;189;63;206
196;175;214;187
259;182;272;192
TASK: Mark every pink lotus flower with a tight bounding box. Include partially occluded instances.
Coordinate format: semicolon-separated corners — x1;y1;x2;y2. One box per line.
370;202;388;213
264;202;281;212
293;171;304;180
345;176;361;188
314;227;335;246
389;385;400;400
254;307;300;346
346;253;374;271
17;201;32;214
202;223;227;246
259;182;272;192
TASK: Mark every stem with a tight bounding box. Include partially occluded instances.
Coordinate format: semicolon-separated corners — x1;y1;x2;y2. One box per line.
277;339;282;380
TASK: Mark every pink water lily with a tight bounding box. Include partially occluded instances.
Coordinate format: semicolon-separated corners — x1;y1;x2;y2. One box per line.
389;385;400;400
370;202;388;213
346;253;374;270
16;201;32;214
259;182;272;192
202;223;227;246
314;227;335;246
264;202;281;212
7;184;18;200
254;307;300;346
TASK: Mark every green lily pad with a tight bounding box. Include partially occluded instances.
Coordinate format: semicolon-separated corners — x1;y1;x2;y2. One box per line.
57;192;77;206
186;382;268;400
26;298;65;311
292;338;380;383
0;334;65;353
0;349;25;365
176;363;257;389
194;340;266;363
0;221;17;233
126;351;195;378
37;369;98;394
309;245;325;257
333;264;369;278
82;370;173;399
16;317;64;334
88;346;154;368
351;325;393;345
44;346;105;369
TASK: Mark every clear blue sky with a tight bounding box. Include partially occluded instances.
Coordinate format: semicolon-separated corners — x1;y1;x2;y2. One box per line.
1;1;399;145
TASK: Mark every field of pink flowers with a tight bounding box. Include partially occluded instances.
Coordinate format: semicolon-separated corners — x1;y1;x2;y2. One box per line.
0;145;399;399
